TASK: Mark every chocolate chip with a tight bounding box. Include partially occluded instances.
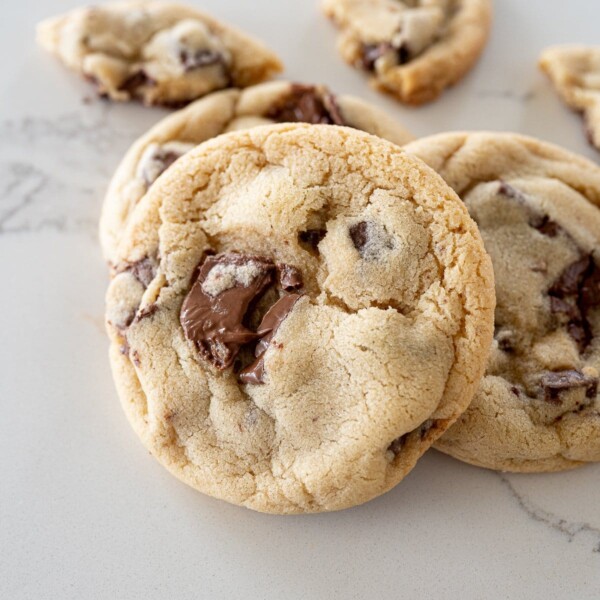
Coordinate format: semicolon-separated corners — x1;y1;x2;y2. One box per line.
498;181;561;238
397;43;410;65
548;255;599;352
511;386;521;397
387;419;436;456
179;48;223;71
133;304;158;323
349;221;395;260
239;293;302;385
124;257;156;288
495;328;516;352
387;435;405;456
298;229;326;251
180;254;275;369
539;370;598;403
349;221;368;252
266;85;346;125
359;42;410;71
119;70;154;95
550;256;591;297
278;264;303;291
529;214;561;237
498;181;527;201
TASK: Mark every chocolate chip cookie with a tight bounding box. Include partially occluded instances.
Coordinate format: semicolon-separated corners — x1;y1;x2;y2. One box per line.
322;0;492;105
540;46;600;151
37;0;282;106
105;123;494;513
100;81;414;264
404;132;600;472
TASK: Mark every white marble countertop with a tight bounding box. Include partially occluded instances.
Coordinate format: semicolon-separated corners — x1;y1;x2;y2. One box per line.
1;1;599;598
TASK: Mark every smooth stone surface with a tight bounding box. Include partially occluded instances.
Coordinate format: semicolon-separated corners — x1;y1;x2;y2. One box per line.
1;1;599;598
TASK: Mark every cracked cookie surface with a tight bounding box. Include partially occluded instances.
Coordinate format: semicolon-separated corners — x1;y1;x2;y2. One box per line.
105;123;494;513
540;45;600;152
405;132;600;472
322;0;492;105
100;80;414;264
37;0;282;106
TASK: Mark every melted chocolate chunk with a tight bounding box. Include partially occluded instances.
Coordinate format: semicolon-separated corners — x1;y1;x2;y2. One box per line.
298;229;326;251
122;257;156;288
549;255;599;352
143;149;181;184
349;221;368;252
239;293;302;385
539;370;599;403
180;254;275;369
359;41;411;72
119;70;154;95
278;264;303;291
266;85;345;125
179;48;224;71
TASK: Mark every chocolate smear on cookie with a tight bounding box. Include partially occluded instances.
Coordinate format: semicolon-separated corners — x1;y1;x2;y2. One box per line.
180;254;275;369
239;293;302;385
266;84;345;125
181;253;304;375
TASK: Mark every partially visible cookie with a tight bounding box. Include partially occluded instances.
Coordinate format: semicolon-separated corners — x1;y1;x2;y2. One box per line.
100;81;414;264
322;0;492;105
404;132;600;472
540;46;600;151
37;0;282;106
105;123;494;513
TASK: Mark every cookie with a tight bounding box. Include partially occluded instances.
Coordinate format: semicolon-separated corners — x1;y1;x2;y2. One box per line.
404;132;600;472
540;46;600;151
322;0;492;105
105;123;494;513
37;0;282;106
100;81;414;264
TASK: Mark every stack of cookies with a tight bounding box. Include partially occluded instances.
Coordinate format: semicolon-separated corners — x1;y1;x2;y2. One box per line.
38;0;600;514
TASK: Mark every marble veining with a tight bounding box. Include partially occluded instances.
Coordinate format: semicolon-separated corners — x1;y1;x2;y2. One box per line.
498;473;600;554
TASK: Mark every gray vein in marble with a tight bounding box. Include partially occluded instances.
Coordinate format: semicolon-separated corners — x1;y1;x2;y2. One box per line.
474;89;536;102
498;473;600;554
0;105;152;237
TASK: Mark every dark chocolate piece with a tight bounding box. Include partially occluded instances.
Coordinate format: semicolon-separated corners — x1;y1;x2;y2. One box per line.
278;264;303;291
298;228;326;251
141;147;183;186
266;84;345;125
119;70;154;95
360;42;409;72
180;254;275;369
349;221;368;252
117;257;156;288
540;370;598;403
239;293;302;384
498;181;561;238
548;255;599;352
